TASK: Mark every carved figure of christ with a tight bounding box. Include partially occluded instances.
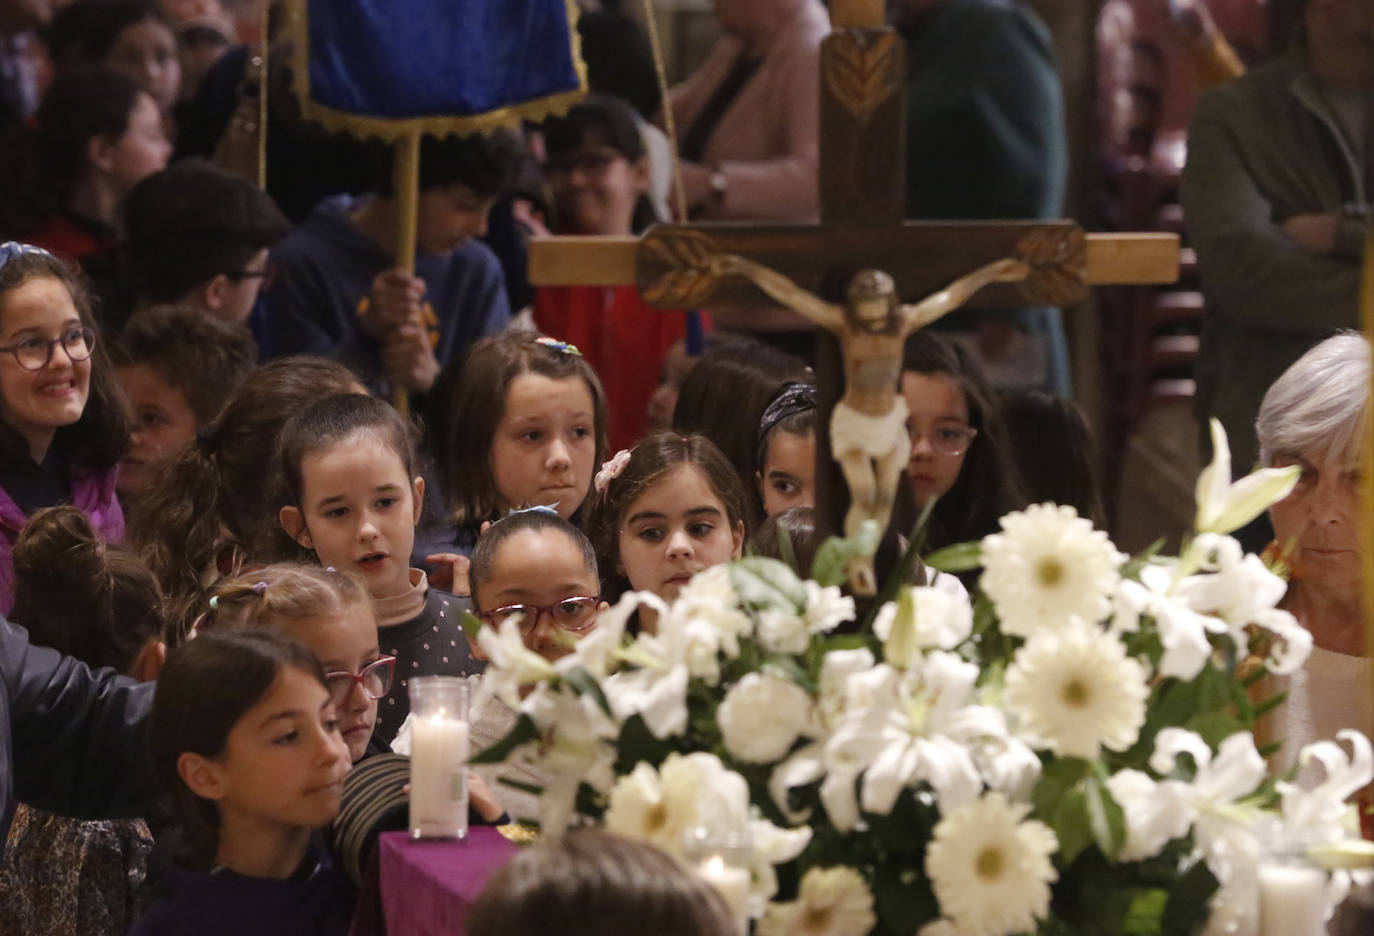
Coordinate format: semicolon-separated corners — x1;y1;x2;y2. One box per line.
708;253;1028;592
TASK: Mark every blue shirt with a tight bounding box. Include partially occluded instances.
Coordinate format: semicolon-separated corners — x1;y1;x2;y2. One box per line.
260;194;511;395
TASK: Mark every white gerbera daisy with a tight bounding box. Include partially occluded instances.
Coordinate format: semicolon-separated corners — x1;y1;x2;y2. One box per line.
1003;621;1149;759
757;866;876;936
980;503;1120;637
925;792;1058;936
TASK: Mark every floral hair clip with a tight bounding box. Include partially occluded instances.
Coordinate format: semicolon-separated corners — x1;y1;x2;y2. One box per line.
509;504;560;518
251;581;268;595
594;449;632;494
535;336;581;357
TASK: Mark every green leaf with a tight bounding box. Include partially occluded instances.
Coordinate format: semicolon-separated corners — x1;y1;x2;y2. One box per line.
469;713;540;765
1253;690;1288;720
731;556;808;612
1032;757;1091;821
1123;889;1169;936
1162;856;1219;935
496;777;545;796
461;609;484;643
924;540;983;573
872;860;939;936
1184;712;1245;749
562;665;613;719
862;501;940;632
1052;786;1094;865
614;714;672;773
809;520;881;588
1084;770;1127;860
763;654;818;693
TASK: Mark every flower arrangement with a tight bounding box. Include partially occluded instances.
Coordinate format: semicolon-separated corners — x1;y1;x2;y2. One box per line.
469;421;1373;936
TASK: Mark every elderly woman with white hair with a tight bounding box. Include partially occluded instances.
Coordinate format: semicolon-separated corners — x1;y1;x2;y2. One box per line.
1255;331;1374;781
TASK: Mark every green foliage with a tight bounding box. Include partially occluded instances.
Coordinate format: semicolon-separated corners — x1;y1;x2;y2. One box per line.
924;541;983;573
810;520;881;588
731;557;807;613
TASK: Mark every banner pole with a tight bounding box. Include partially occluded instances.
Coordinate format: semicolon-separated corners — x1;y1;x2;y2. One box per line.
391;131;421;418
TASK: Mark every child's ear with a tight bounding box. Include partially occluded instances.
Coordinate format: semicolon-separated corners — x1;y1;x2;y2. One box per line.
129;639;166;682
279;506;312;549
730;520;745;560
86;134;117;174
200;274;232;312
755;471;766;504
178;751;228;802
411;476;425;526
597;600;610;614
630;156;651;193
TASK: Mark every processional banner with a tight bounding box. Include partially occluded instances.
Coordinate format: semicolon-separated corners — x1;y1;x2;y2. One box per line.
285;0;587;139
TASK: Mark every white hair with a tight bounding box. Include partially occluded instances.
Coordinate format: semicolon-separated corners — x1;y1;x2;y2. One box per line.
1256;331;1370;468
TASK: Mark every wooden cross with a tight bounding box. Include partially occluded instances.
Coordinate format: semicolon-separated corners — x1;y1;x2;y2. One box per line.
529;1;1178;589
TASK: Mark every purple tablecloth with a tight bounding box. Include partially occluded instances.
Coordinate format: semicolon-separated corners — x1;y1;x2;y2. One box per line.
353;828;520;936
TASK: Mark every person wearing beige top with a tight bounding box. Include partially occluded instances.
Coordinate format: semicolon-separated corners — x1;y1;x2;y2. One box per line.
662;0;828;222
1254;332;1374;786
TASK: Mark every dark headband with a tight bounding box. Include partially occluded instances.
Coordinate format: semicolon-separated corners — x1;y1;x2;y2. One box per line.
756;382;818;466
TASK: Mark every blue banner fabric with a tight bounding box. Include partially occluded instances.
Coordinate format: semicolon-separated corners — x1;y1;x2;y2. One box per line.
304;0;582;121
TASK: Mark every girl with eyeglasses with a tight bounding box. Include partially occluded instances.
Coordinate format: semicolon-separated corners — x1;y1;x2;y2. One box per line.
463;508;606;824
900;331;1027;557
0;243;129;614
277;393;481;745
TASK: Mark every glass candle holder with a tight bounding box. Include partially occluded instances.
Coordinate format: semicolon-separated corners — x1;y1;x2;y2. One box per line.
682;825;752;936
408;676;470;840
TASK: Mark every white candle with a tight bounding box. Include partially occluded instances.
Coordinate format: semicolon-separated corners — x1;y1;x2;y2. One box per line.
409;711;470;839
1259;861;1326;936
698;854;751;936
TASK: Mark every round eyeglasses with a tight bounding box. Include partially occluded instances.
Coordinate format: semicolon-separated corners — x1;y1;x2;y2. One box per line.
910;425;978;457
0;325;97;371
477;596;600;635
324;656;396;705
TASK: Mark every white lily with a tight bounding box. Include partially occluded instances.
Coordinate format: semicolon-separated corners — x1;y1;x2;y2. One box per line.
602;663;690;739
1113;564;1226;680
1149;729;1269;889
517;683;619;838
1195;419;1300;535
1278;730;1374;849
818;653;1006;830
1177;534;1312;675
474;617;558;709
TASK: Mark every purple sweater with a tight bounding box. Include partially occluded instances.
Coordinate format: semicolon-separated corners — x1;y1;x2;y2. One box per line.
0;468;124;616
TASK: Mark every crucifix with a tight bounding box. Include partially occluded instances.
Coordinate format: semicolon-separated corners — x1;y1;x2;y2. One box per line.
528;0;1179;594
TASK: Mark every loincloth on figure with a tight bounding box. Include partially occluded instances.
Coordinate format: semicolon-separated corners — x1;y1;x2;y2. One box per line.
829;397;910;460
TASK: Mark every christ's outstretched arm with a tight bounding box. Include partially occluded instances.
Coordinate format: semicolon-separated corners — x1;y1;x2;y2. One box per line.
710;254;846;333
899;258;1028;334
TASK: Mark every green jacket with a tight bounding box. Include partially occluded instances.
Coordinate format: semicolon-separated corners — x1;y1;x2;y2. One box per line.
1181;49;1366;471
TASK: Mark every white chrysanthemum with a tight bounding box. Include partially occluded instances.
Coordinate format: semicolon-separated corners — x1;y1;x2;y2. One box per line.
1003;621;1148;758
718;672;816;763
804;581;856;634
980;504;1121;637
756;608;810;654
757;866;876;936
925;792;1057;936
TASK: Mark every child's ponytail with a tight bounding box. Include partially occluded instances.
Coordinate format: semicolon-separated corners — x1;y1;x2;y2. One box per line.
129;428;232;643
